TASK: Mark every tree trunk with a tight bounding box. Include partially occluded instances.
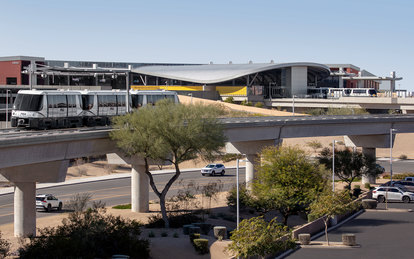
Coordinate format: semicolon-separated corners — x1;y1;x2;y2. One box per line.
159;194;169;228
281;211;289;226
324;218;329;246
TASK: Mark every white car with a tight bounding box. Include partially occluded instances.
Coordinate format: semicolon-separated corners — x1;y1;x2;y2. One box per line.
372;186;414;203
36;194;63;212
201;164;225;176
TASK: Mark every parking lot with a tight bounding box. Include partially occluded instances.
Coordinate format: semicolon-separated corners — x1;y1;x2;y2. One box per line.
287;202;414;259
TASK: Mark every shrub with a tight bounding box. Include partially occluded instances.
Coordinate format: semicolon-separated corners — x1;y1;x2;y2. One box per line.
103;164;118;174
353;185;362;197
364;183;371;189
148;231;155;238
146;213;201;228
173;232;179;238
193;239;209;254
254;102;264;108
227;216;295;258
201;181;223;214
241;100;253;106
161;232;168;237
65;193;92;212
190;233;201;244
224;97;235;103
19;209;149;259
0;231;10;258
399;154;408;160
91;200;106;209
227;184;251;210
220;153;244;162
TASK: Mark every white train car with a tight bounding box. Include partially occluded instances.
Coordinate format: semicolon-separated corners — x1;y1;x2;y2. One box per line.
11;89;179;129
11;90;84;128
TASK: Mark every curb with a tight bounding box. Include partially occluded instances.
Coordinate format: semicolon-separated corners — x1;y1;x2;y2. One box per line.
0;166;244;196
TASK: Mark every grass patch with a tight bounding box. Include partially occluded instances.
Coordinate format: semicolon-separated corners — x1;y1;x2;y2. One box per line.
112;204;131;209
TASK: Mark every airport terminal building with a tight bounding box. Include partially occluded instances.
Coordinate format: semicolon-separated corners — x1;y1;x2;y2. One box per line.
0;56;397;103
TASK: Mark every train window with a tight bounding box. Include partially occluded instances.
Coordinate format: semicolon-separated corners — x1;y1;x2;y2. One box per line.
131;95;144;108
116;95;126;107
147;95;164;106
165;95;175;101
47;95;66;109
368;89;377;96
98;95;107;107
82;95;94;110
13;94;43;111
56;96;67;108
107;95;116;107
353;90;366;94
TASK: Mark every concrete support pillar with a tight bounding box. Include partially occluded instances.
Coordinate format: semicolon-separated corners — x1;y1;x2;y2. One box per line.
362;147;377;185
131;164;149;212
14;182;36;237
245;154;256;190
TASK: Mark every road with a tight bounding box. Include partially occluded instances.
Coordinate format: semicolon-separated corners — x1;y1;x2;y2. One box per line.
377;159;414;174
0;168;245;225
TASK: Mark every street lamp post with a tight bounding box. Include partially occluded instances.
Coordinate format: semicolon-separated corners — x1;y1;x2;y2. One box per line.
386;128;397;210
332;140;338;192
125;65;132;113
236;156;247;230
390;128;396;183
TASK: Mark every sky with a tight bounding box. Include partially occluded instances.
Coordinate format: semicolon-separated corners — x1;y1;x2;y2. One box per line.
0;0;413;90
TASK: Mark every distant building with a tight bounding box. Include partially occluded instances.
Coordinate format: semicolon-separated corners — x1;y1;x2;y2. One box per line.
0;56;399;101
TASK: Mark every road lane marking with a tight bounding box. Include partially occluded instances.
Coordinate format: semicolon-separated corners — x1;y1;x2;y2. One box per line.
0;203;13;209
0;212;14;217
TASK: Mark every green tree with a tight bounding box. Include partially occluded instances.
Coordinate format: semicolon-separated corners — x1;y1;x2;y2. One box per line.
319;147;380;190
110;100;226;227
308;190;359;245
252;146;328;225
227;216;295;259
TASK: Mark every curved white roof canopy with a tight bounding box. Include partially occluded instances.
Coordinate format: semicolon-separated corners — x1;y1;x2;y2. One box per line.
132;62;331;84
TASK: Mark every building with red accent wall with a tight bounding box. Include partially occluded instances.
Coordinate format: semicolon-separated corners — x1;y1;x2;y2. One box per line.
0;56;45;86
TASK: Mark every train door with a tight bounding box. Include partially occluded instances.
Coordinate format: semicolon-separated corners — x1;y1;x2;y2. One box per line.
67;94;78;117
131;94;144;109
116;94;126;115
47;94;67;118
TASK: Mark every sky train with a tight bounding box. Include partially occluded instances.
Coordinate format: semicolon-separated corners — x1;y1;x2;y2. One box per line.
307;88;378;98
11;89;179;129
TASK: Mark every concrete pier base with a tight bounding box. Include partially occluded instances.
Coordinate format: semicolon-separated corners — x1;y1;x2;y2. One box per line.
131;164;149;212
14;182;36;237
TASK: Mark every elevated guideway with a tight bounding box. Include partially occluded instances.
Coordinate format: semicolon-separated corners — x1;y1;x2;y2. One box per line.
2;114;414;236
266;97;414;113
